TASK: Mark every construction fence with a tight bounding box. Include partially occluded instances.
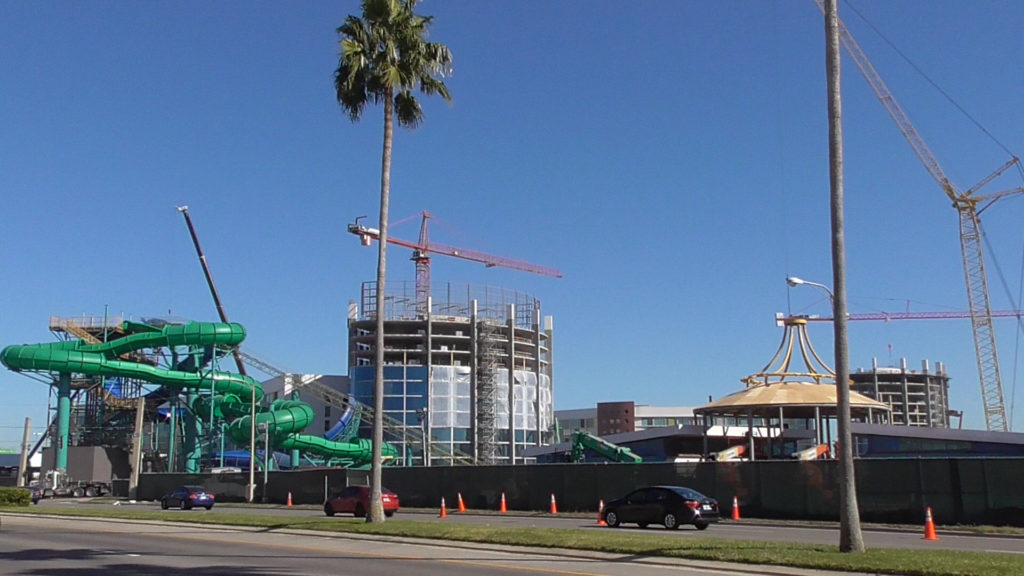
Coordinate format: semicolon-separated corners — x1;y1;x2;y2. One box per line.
137;457;1024;526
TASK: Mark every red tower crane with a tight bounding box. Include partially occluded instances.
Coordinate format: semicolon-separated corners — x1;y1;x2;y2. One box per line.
348;211;562;312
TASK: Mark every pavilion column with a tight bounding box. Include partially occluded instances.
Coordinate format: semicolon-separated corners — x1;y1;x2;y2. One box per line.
701;413;709;459
778;406;784;459
814;406;822;445
747;409;755;461
826;414;833;454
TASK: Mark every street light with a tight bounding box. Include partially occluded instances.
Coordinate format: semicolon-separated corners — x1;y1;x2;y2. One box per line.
786;276;834;300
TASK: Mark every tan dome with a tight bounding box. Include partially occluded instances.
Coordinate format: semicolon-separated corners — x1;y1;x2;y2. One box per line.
700;381;889;411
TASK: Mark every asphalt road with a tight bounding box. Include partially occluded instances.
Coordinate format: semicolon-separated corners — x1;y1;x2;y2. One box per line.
30;498;1024;555
0;514;863;576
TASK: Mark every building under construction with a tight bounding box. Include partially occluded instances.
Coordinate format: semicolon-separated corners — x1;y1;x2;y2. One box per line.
851;358;952;428
348;281;555;465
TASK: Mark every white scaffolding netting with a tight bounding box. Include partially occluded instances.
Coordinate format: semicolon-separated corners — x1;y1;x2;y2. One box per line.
429;366;472;428
494;370;552;431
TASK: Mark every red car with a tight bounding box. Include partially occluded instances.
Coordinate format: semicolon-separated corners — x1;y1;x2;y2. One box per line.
324;485;399;518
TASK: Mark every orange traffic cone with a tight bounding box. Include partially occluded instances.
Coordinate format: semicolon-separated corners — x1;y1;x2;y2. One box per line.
500;492;507;514
287;492;293;507
550;493;559;515
598;499;607;526
439;496;448;518
457;492;466;513
923;507;939;541
731;496;741;521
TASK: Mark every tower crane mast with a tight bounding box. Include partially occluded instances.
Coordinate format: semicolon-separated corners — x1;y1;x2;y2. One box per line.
812;0;1024;431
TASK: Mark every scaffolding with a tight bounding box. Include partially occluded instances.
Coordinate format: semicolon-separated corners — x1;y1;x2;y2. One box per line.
475;320;501;464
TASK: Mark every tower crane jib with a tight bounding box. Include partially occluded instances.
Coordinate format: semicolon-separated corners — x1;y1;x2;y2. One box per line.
348;211;562;313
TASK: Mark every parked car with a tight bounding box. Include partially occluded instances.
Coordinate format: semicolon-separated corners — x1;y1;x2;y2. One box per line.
324;485;399;518
601;485;720;530
160;485;215;510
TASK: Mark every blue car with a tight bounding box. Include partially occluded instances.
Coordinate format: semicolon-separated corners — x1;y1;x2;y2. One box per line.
161;485;215;510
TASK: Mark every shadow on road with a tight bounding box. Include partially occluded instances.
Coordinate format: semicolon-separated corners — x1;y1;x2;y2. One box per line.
0;548;297;575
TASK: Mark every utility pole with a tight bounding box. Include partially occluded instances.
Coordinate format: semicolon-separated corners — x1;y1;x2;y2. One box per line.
417;409;430;467
261;423;272;503
129;396;145;499
248;387;256;503
18;417;30;487
824;0;865;553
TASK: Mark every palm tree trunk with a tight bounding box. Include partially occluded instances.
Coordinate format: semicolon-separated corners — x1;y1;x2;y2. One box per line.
824;0;864;553
368;89;395;523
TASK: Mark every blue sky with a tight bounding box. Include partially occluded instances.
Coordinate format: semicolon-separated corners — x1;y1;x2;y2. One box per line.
3;1;1024;450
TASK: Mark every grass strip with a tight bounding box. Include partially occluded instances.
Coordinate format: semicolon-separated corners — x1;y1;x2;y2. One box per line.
4;506;1021;576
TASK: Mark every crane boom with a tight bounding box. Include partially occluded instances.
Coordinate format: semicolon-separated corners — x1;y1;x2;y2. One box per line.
787;310;1022;322
811;1;1023;431
177;206;247;377
348;216;562;278
814;1;956;202
570;431;643;463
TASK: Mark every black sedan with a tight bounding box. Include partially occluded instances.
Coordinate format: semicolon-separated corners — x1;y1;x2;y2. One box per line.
601;485;720;530
160;485;215;510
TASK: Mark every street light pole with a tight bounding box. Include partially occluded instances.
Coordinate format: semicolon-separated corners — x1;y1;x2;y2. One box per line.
18;417;30;487
248;385;256;503
417;408;430;467
823;0;864;553
787;271;864;552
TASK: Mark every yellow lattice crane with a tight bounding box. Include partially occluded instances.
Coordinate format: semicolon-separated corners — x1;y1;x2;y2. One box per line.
813;1;1024;431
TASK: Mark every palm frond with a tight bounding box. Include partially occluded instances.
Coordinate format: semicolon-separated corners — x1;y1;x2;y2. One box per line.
334;0;452;123
394;90;423;129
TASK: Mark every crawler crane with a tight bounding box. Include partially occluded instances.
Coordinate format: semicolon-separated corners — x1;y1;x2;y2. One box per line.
813;1;1024;431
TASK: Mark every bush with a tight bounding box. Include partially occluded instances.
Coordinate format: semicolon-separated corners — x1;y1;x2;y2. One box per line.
0;487;32;506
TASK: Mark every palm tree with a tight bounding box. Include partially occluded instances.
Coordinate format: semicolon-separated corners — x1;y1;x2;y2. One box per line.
334;0;452;523
824;0;865;553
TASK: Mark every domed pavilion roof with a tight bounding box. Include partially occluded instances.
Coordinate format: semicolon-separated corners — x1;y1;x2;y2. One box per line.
696;316;890;420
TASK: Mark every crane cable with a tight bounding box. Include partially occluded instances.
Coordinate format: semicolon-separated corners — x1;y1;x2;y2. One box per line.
845;0;1024;428
1011;238;1024;428
843;0;1019;160
981;229;1024;430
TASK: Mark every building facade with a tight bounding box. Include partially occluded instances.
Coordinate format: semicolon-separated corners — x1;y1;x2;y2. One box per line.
851;358;952;427
262;374;352;437
348;281;555;465
554;402;698;442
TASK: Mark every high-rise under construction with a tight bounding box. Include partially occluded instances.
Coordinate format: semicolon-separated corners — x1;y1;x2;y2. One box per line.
348;281;554;465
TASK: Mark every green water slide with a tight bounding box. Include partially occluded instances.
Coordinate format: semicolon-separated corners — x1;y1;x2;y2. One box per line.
1;320;395;467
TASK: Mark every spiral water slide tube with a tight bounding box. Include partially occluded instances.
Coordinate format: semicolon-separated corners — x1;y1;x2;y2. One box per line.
1;321;395;466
